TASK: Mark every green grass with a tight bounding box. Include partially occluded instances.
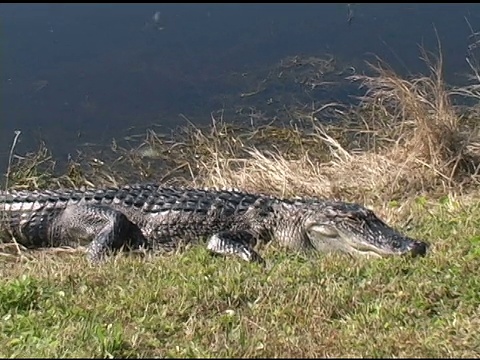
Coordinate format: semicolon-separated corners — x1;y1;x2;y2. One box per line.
0;197;478;358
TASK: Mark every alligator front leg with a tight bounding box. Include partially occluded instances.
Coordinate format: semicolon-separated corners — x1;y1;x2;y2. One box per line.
206;230;265;265
52;204;148;263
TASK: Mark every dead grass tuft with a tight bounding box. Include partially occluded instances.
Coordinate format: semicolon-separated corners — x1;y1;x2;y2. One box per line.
184;48;480;207
350;50;479;182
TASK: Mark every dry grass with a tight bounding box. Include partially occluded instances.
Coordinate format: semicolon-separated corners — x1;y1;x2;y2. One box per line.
174;50;480;214
15;48;478;205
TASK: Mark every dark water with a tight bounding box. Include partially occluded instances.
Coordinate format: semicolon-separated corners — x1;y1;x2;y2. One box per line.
1;4;480;167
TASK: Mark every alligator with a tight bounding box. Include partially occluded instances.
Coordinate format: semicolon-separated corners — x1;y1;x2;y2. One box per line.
0;184;428;264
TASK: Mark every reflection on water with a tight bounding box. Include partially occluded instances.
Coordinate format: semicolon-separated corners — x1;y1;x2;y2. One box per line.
143;10;165;31
30;80;49;93
1;4;480;172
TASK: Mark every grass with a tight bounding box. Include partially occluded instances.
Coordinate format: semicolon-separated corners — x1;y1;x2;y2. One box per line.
2;49;480;357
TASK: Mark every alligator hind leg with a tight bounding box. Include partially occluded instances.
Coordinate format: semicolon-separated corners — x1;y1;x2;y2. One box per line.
52;204;148;263
206;230;265;265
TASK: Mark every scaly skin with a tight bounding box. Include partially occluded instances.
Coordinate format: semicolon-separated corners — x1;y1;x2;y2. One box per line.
0;184;429;263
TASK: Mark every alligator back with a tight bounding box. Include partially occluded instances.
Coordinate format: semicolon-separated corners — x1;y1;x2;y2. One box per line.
0;184;275;251
0;184;268;215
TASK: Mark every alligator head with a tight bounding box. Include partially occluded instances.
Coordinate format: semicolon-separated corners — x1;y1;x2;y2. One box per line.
278;199;428;258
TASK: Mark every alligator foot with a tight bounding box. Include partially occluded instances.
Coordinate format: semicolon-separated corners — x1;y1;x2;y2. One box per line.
206;230;265;265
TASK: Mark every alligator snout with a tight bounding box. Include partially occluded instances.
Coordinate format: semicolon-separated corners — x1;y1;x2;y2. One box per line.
409;240;428;257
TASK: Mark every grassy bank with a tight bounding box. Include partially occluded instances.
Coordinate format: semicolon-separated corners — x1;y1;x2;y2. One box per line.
1;52;480;357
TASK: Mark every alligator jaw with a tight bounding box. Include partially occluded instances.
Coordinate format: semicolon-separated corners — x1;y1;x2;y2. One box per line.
345;239;428;258
339;231;429;258
305;213;429;259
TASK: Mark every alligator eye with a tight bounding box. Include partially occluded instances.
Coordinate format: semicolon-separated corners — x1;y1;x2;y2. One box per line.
308;224;339;238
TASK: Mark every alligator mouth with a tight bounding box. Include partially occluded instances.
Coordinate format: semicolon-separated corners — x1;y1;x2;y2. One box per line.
347;247;384;258
307;223;429;258
346;238;428;258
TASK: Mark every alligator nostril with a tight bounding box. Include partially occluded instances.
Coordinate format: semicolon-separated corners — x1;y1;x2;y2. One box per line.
410;241;428;257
